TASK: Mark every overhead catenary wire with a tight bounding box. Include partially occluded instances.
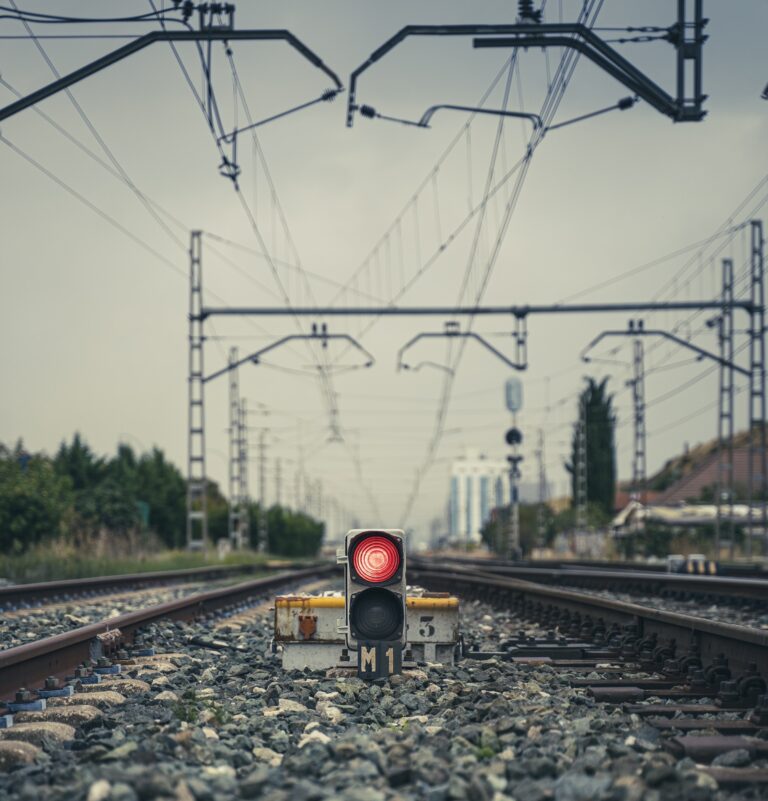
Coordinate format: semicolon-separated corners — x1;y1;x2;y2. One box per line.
398;0;607;527
139;0;380;518
7;0;187;251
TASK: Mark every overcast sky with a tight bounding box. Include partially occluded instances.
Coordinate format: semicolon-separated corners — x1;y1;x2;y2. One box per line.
1;1;767;543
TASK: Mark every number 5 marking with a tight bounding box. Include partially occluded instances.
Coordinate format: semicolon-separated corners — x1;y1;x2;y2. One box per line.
419;615;435;638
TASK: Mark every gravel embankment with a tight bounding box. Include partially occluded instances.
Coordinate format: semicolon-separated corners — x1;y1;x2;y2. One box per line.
0;586;764;800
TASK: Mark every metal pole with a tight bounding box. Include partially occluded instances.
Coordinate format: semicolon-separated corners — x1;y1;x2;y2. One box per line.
239;399;250;548
507;414;522;560
536;429;548;550
630;327;647;508
275;457;282;507
227;348;241;548
575;390;588;539
507;461;520;560
258;428;268;552
748;220;767;556
187;231;207;549
716;259;735;559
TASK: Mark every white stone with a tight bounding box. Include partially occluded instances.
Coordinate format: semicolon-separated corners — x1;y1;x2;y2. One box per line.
201;727;219;741
278;698;308;713
298;730;331;748
202;765;235;779
252;746;283;766
322;705;343;724
86;780;111;801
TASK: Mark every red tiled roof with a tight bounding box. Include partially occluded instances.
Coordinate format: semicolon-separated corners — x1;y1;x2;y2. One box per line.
657;446;764;504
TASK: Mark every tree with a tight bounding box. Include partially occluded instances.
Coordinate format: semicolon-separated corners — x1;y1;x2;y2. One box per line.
480;503;547;557
0;445;73;553
259;505;324;557
75;479;140;534
565;377;617;518
133;448;187;548
53;433;106;491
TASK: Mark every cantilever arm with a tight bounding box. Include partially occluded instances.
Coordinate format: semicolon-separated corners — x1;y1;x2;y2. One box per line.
474;29;692;121
397;331;525;371
347;20;704;127
581;329;749;377
402;360;455;375
0;28;343;123
205;332;374;383
418;105;542;129
347;22;572;127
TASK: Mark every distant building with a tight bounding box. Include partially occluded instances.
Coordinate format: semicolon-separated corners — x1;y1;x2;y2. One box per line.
449;449;509;543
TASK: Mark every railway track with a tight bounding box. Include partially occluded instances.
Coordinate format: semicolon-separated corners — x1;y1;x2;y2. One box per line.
0;559;319;609
1;558;767;798
410;559;768;787
431;555;768;605
437;553;768;580
0;563;337;699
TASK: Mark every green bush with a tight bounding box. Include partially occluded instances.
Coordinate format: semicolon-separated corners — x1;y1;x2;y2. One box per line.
0;435;325;560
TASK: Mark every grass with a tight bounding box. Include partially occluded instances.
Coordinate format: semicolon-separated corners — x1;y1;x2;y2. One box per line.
0;544;272;584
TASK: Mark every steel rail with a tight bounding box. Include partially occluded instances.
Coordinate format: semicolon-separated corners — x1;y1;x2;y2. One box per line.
0;563;337;700
0;560;322;608
433;555;768;579
434;564;768;602
408;563;768;676
425;555;768;600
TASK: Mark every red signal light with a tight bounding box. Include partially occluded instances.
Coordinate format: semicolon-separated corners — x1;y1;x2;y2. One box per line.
351;534;400;583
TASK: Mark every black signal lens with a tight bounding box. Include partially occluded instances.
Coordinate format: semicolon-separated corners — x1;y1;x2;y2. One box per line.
350;587;404;640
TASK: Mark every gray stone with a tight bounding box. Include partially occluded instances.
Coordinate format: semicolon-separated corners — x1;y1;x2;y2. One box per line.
711;748;751;768
554;773;612;801
239;764;271;798
509;778;552;801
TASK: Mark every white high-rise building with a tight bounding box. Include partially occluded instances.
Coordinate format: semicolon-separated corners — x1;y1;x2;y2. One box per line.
449;449;509;544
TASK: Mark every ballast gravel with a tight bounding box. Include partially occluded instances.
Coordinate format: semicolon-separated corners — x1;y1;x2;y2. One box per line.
555;585;768;630
0;582;244;651
0;590;763;801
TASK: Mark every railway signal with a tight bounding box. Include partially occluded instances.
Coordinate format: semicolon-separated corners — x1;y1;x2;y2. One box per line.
339;528;406;679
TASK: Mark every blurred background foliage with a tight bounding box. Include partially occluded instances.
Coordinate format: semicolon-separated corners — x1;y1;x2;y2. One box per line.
0;434;324;563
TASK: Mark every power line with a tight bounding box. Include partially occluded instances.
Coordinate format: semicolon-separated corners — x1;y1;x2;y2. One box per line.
399;0;607;527
1;134;187;279
8;0;188;253
0;5;180;24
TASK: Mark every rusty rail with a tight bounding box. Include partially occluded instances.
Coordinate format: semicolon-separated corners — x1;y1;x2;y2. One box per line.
0;559;324;608
428;557;768;601
408;562;768;677
0;563;337;700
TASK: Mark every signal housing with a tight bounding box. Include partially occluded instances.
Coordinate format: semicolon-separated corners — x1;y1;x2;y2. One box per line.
341;529;407;653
